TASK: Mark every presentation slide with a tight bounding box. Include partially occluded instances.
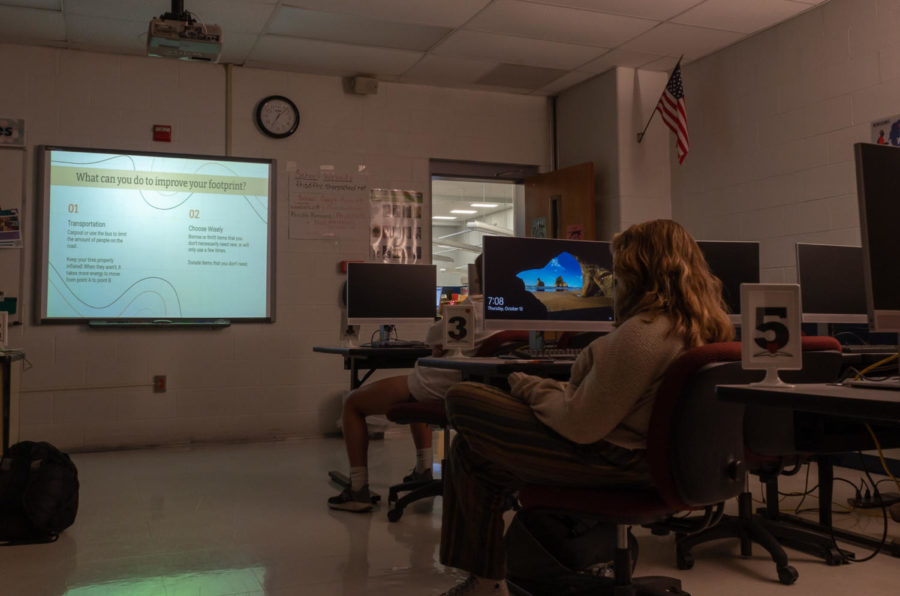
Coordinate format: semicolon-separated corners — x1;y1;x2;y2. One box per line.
40;148;273;321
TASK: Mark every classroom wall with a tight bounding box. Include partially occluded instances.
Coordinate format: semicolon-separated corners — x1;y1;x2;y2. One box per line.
673;0;890;282
555;67;670;241
0;43;552;451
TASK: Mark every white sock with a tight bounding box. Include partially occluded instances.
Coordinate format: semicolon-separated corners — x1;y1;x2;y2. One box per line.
349;466;368;492
415;448;433;474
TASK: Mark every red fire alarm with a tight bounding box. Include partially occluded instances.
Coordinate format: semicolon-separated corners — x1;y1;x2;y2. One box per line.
153;124;172;142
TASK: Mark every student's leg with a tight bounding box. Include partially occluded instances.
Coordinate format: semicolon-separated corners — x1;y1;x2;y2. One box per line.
440;382;649;580
342;375;411;467
410;422;433;450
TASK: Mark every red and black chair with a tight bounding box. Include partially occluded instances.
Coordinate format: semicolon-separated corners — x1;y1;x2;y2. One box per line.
508;342;754;595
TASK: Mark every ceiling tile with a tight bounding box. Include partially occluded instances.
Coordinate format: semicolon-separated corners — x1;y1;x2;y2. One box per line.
281;0;491;28
620;22;744;61
524;0;705;21
0;0;60;9
218;31;258;65
0;6;65;42
639;55;681;73
466;0;656;48
65;0;168;22
268;6;451;52
183;0;277;34
434;29;606;70
534;69;596;95
673;0;809;35
579;48;665;74
248;35;423;76
476;63;568;90
66;14;146;53
401;54;498;86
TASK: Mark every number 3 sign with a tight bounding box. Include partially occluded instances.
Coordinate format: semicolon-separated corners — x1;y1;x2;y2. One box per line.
740;283;802;386
442;303;475;353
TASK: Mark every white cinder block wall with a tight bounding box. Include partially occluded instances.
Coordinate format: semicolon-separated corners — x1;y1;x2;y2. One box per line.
1;43;551;452
556;67;671;241
673;0;889;282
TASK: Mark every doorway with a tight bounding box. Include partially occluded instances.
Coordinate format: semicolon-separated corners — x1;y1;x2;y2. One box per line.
429;159;539;293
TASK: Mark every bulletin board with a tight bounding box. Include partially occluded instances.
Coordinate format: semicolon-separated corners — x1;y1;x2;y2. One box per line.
288;167;369;239
0;147;25;324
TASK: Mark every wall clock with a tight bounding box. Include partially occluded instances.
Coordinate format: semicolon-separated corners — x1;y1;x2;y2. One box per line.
255;95;299;138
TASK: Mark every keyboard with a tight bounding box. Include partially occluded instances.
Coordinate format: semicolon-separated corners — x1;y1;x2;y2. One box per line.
366;340;428;348
841;344;898;354
845;378;900;391
521;347;584;361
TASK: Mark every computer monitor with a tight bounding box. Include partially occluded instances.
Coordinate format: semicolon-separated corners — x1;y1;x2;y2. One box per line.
481;236;615;332
696;240;760;323
346;262;437;326
854;143;900;332
795;243;867;324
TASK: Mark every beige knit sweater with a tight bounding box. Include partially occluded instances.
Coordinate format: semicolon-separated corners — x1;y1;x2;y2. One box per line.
507;314;686;450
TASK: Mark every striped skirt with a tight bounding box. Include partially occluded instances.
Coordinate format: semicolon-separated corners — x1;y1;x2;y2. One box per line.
439;381;651;580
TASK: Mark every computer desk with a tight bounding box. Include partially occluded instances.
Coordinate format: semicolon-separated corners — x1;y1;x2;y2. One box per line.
313;345;432;391
314;344;432;496
717;382;900;558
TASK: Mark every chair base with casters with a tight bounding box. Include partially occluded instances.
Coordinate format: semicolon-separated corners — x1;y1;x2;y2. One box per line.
385;399;450;522
508;485;690;596
665;337;847;582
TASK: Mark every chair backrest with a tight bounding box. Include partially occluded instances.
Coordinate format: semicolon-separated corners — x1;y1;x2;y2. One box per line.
647;337;844;510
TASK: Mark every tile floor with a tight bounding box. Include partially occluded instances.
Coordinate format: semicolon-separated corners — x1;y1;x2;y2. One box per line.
1;435;898;595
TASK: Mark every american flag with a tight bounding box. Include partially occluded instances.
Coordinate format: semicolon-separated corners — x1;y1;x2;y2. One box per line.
655;63;689;164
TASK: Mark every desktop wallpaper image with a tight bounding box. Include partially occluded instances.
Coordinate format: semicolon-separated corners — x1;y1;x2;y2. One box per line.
515;251;614;313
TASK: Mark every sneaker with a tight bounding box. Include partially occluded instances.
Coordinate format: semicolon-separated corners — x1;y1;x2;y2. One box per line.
327;485;374;512
402;467;433;483
441;575;509;596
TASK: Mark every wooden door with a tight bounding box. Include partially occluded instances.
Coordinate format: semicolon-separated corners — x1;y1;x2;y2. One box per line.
524;162;595;240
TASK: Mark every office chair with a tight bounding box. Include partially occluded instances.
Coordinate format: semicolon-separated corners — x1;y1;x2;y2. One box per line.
670;336;846;584
507;342;752;596
385;330;529;522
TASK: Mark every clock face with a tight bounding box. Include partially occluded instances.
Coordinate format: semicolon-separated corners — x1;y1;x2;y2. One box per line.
256;95;299;138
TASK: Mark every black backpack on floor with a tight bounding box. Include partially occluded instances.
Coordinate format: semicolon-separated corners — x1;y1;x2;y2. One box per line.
0;441;79;545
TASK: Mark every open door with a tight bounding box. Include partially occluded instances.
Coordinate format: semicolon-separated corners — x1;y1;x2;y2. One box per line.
524;162;594;240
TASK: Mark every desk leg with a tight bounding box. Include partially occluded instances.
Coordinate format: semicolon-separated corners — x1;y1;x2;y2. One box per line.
818;456;833;528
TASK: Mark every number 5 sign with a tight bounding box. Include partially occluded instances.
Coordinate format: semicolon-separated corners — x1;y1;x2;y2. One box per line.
740;283;802;386
442;303;475;354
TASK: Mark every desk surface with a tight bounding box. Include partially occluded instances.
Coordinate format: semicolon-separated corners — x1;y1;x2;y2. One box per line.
717;382;900;422
418;356;572;379
313;345;431;358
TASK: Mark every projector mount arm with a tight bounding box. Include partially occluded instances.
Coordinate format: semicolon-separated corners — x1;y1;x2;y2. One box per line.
159;0;195;24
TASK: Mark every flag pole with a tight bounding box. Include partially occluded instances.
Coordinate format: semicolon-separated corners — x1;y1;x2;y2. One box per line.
636;55;684;143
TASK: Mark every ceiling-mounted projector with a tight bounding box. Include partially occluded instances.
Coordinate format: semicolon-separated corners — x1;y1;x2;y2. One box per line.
147;1;222;62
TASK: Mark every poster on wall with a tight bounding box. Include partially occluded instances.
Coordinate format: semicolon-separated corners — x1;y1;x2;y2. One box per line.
288;167;369;239
0;118;24;147
0;208;22;247
531;217;547;238
870;114;900;145
369;188;423;263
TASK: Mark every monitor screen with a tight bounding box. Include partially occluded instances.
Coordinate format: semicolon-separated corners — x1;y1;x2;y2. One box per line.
854;142;900;332
346;262;437;324
696;240;760;321
796;243;867;324
36;146;275;324
482;236;615;332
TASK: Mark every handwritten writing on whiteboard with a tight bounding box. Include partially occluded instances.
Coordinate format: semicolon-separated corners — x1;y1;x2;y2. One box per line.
288;171;369;239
